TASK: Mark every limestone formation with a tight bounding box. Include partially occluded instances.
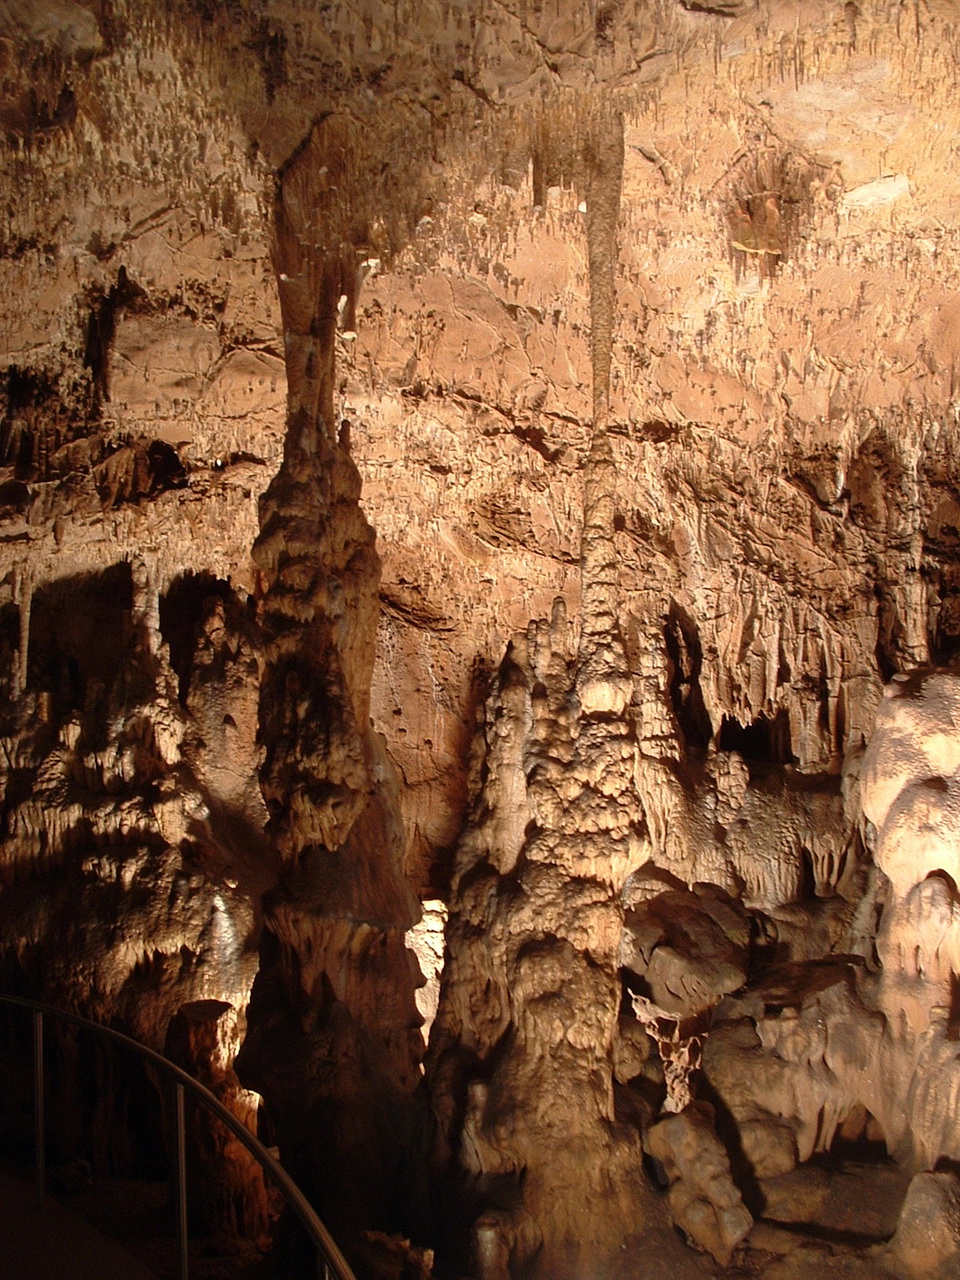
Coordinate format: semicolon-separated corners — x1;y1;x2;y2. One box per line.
646;1103;753;1267
164;999;269;1241
885;1170;960;1280
621;885;749;1018
7;1;960;1279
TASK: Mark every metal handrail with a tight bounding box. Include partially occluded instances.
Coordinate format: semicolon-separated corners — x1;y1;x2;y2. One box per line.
0;993;357;1280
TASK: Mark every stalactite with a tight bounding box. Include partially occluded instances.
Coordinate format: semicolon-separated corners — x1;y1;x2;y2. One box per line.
578;105;628;701
9;3;960;1276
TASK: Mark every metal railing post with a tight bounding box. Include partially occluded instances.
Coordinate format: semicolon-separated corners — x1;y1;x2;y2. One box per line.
0;994;357;1280
175;1080;189;1280
32;1008;44;1208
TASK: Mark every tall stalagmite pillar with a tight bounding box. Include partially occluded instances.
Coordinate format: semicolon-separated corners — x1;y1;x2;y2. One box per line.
236;117;425;1260
427;104;659;1280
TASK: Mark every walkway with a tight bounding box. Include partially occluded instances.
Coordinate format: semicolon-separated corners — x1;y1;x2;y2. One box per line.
0;1165;159;1280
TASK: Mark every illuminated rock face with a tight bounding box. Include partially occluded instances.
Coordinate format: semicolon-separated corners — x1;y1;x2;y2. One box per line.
6;0;960;1276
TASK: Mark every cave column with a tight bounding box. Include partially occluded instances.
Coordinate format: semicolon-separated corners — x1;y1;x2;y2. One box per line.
236;116;425;1262
427;104;656;1279
14;564;30;700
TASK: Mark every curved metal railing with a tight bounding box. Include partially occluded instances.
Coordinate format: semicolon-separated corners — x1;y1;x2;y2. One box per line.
0;993;357;1280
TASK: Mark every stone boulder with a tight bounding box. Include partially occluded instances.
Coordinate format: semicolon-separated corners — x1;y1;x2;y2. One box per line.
621;885;749;1018
886;1170;960;1279
646;1102;752;1266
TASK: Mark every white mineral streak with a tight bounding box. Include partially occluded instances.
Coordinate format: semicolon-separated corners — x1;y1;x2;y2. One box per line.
405;898;448;1044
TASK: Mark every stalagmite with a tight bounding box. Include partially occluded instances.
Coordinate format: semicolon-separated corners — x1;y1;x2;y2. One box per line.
234;116;426;1262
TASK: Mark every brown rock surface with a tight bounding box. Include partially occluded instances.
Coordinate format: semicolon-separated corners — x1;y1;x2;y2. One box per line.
646;1102;753;1265
886;1170;960;1280
164;999;269;1240
621;885;749;1017
6;0;960;1276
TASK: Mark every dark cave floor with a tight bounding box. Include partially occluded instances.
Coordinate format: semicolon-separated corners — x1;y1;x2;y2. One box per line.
0;1149;915;1280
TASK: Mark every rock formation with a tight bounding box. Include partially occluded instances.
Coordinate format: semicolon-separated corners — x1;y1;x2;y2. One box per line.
165;998;269;1241
5;1;960;1278
234;109;427;1256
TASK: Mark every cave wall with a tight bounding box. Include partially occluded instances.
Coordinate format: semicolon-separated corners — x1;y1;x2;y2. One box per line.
4;0;960;1277
0;0;281;1048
